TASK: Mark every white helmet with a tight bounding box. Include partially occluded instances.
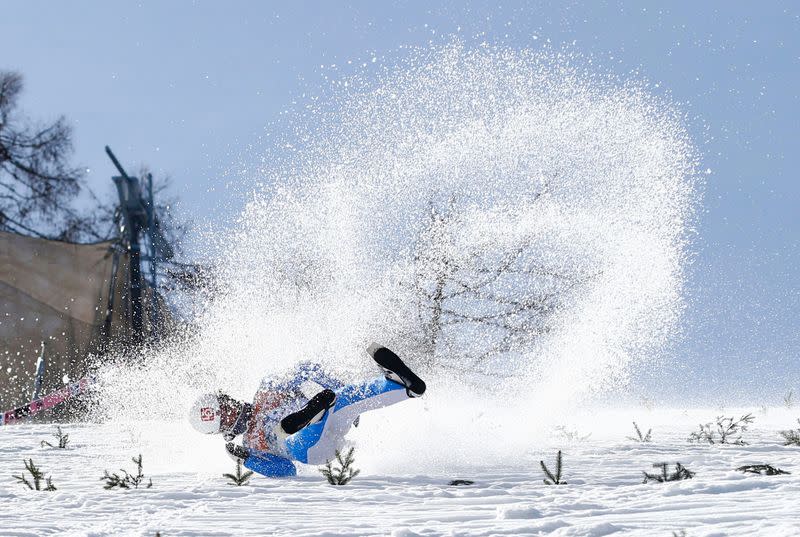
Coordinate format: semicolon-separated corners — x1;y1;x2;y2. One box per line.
188;393;222;434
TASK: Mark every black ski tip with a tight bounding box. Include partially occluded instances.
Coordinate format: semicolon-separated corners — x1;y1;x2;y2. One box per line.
367;344;426;397
366;342;383;359
280;389;336;435
311;388;336;409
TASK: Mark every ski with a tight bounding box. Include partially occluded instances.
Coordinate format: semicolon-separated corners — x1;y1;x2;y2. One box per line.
366;343;426;397
0;376;94;426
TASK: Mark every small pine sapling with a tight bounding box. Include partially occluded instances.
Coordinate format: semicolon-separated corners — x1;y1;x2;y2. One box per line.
554;425;591;442
778;419;800;446
320;447;360;485
13;459;57;491
40;426;70;449
687;413;755;445
642;462;695;483
784;390;794;409
736;464;790;476
626;421;652;443
223;459;254;486
101;454;153;489
540;450;567;485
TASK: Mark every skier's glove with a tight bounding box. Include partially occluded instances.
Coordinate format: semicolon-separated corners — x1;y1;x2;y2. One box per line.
225;442;250;462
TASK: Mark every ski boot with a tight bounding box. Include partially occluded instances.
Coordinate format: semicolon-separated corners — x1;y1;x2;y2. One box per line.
280;389;336;435
366;343;426;397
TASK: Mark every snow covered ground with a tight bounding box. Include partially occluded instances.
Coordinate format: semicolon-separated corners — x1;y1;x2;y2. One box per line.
2;407;799;537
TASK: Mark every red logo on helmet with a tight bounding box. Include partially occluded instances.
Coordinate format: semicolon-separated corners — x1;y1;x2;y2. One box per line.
200;407;215;422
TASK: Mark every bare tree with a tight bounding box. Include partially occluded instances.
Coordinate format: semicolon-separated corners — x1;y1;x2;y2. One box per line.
0;71;190;246
410;193;595;373
0;71;84;239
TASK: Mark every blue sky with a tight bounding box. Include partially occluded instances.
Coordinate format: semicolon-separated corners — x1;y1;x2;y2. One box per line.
2;1;798;401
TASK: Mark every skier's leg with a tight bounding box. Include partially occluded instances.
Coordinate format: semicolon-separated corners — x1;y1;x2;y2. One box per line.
285;377;411;464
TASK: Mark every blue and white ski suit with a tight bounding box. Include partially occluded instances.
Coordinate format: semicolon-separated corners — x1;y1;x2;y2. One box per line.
241;362;410;477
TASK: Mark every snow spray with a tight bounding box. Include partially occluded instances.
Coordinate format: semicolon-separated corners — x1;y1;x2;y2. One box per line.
97;42;699;474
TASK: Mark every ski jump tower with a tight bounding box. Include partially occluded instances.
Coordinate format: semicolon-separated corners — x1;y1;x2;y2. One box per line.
105;146;174;345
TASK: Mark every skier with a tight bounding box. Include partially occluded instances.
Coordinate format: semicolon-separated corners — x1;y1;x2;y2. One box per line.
188;344;426;477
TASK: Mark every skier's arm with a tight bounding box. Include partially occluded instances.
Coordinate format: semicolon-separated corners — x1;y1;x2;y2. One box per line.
244;450;297;478
227;443;296;478
295;361;344;391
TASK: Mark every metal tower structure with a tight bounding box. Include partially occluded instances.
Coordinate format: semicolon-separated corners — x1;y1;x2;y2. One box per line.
105;146;174;344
